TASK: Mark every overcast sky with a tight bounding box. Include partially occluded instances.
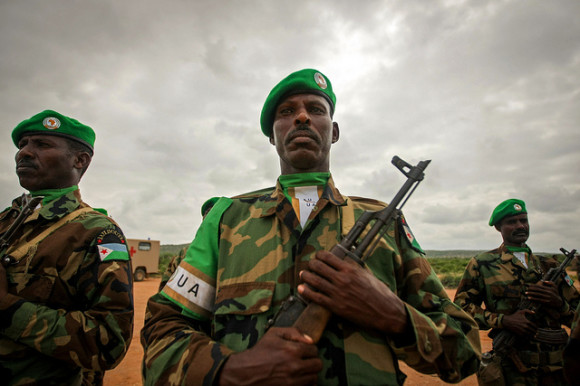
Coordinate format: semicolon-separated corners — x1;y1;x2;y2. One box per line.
1;0;579;253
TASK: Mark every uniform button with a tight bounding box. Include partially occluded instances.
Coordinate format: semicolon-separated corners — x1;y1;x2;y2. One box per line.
424;340;432;353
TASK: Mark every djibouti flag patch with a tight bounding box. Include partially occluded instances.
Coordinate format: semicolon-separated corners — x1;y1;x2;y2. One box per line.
399;215;425;254
98;243;129;261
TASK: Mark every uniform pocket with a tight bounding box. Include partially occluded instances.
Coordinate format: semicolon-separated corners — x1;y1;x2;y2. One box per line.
214;281;276;315
490;283;521;298
212;281;276;350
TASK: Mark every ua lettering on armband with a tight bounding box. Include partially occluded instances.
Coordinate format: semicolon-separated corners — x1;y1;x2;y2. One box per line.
162;263;216;319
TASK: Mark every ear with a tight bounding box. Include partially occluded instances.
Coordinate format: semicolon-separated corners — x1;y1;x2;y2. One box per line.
74;152;92;171
494;224;501;232
269;134;276;146
331;122;340;143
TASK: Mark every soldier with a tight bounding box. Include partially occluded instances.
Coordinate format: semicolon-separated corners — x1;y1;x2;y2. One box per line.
563;302;580;382
141;69;480;385
454;199;579;385
0;110;134;385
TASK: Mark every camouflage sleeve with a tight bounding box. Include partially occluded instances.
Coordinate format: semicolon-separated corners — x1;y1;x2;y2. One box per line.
0;223;134;372
453;257;501;330
572;302;580;337
141;292;233;386
388;236;481;383
559;275;580;327
141;198;233;386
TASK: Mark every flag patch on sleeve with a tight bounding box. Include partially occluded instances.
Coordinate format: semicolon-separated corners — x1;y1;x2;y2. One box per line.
98;243;129;261
96;227;129;261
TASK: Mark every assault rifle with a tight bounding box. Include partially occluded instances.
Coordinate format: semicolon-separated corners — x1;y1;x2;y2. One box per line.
268;155;431;343
0;194;43;267
491;247;578;372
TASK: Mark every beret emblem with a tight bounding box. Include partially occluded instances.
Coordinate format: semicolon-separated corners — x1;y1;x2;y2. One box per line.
42;117;61;130
514;204;522;211
314;72;327;89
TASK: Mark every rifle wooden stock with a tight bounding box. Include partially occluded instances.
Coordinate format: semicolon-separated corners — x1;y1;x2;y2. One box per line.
293;302;333;343
292;243;349;343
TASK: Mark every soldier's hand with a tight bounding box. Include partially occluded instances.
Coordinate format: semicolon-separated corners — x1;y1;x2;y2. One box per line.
298;250;408;335
502;309;537;336
526;280;563;309
217;327;322;386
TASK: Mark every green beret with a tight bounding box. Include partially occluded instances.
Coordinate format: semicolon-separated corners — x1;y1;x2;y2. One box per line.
12;110;95;153
489;198;527;226
260;68;336;137
201;197;220;217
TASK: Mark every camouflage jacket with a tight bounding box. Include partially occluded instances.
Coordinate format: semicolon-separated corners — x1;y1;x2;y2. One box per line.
0;190;134;385
454;244;579;335
142;177;480;385
572;302;580;340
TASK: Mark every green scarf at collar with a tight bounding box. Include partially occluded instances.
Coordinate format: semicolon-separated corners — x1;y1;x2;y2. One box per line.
279;173;330;203
30;185;78;205
278;172;330;188
506;245;531;254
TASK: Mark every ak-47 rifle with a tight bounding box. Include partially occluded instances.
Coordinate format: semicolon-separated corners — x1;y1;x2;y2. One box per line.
0;194;43;267
268;155;431;343
491;247;578;372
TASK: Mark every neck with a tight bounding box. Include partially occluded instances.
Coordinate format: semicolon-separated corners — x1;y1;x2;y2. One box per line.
30;186;78;205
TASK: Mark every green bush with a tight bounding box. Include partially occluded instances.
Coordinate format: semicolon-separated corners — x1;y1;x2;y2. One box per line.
427;257;471;289
158;253;174;275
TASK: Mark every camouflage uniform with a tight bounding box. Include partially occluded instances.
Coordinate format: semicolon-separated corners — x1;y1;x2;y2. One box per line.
142;177;480;385
0;190;134;385
454;244;579;385
563;301;580;382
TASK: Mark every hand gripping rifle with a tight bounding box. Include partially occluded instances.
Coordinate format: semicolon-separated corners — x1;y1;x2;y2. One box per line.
0;194;43;267
491;247;578;372
267;156;431;343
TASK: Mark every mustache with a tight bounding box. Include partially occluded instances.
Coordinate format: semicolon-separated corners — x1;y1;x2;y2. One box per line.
285;125;320;145
513;230;528;236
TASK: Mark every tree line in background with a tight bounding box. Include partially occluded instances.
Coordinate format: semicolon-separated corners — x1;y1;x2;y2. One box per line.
156;244;579;289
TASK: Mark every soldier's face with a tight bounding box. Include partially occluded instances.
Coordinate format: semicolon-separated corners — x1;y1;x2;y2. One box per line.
15;134;81;191
496;213;529;246
270;93;339;175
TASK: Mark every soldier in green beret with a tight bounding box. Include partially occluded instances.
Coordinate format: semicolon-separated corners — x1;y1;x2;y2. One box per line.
454;198;579;385
142;69;480;385
0;110;134;385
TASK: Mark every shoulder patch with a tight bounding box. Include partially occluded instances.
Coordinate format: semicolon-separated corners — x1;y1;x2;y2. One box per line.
563;273;574;287
398;215;425;254
96;227;129;262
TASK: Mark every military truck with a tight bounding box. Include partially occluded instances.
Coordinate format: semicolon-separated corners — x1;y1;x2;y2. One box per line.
127;238;160;281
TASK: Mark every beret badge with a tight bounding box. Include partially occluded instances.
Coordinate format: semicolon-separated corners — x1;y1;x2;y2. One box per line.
314;72;327;89
43;117;61;130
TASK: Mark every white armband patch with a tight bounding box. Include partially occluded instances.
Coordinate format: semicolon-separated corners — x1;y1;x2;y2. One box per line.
163;264;216;317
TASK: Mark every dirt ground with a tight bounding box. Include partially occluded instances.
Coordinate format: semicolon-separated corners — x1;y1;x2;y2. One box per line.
104;279;491;385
